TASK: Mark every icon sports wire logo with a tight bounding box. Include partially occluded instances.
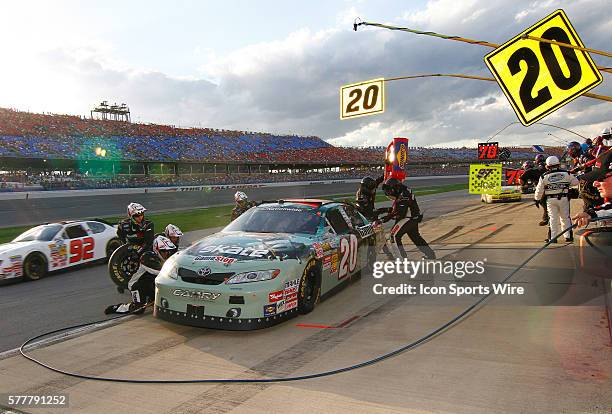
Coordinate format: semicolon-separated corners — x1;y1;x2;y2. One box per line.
372;258;486;279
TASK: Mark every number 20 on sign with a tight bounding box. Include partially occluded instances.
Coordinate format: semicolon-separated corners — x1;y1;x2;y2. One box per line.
340;78;385;119
484;9;602;126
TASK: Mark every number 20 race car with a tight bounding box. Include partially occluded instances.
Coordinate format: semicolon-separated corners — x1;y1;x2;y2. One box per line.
154;199;383;330
0;220;122;281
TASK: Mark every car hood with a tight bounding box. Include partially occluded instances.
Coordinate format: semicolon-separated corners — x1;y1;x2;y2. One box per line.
184;231;314;264
0;241;40;256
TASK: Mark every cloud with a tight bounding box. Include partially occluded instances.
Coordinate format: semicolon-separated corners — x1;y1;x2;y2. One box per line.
0;0;609;148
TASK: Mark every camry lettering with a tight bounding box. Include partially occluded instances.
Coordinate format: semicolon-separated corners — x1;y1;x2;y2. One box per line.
172;289;221;301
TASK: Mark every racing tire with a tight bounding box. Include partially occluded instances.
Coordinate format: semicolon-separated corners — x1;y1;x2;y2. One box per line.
23;252;48;281
105;238;123;262
108;244;140;290
298;259;321;315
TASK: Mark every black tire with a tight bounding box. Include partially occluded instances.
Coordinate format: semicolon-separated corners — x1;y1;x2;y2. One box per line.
105;238;123;262
298;259;321;314
23;252;48;281
108;244;140;289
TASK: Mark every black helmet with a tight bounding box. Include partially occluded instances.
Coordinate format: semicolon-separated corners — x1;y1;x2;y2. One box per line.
567;141;582;158
360;176;376;193
534;154;546;164
382;177;402;198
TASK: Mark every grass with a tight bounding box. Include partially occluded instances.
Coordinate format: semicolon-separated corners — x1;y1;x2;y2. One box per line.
0;183;468;244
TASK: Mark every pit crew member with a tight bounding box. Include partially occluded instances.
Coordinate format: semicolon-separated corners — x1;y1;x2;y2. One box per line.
355;175;385;221
157;224;183;250
534;156;579;243
117;202;155;255
381;178;436;259
572;150;612;227
231;191;257;221
567;141;601;212
105;235;177;314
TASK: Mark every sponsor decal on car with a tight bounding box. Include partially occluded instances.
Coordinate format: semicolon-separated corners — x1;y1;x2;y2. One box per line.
285;299;298;311
192;255;237;266
48;239;67;268
268;290;283;302
322;254;332;270
284;278;299;295
197;245;269;258
312;242;324;259
276;300;286;313
2;255;23;278
284;292;297;302
330;253;339;274
263;303;277;317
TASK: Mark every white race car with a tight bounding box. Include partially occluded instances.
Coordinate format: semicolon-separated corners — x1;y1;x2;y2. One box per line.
0;220;122;281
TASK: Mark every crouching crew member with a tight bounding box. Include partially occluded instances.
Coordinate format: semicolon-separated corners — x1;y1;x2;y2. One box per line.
381;178;436;259
105;236;177;314
157;223;183;249
231;191;257;221
117;202;155;255
534;156;579;243
355;175;385;221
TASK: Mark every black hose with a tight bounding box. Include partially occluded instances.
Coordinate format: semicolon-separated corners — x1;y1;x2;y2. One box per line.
19;222;584;383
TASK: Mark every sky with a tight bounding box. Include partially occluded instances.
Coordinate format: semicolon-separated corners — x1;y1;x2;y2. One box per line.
0;0;609;148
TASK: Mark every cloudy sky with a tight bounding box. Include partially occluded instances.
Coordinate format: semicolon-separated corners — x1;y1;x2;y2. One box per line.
0;0;609;148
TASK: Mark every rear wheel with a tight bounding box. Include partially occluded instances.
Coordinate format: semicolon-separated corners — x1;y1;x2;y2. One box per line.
23;252;48;281
298;259;321;314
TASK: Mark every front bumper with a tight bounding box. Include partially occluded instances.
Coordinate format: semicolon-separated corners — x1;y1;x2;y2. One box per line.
154;305;299;330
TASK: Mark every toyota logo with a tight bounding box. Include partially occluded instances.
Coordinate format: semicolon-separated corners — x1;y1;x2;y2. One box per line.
198;267;212;277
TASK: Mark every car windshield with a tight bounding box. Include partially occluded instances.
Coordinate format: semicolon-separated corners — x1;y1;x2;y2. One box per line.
224;206;321;234
13;224;63;242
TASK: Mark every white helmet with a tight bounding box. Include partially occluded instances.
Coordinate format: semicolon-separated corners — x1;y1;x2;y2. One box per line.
127;202;146;218
602;127;611;138
545;156;560;167
164;224;183;239
153;235;177;258
234;191;248;202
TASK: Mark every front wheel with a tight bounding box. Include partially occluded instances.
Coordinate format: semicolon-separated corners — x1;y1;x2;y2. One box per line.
298;259;321;314
23;252;48;281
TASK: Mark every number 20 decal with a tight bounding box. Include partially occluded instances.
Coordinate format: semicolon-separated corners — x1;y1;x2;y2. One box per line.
69;237;95;264
338;234;358;280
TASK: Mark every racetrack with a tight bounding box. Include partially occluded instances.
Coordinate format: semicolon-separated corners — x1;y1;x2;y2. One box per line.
0;176;466;227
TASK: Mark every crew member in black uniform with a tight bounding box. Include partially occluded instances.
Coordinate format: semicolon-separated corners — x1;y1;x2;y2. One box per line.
231;191;257;221
156;223;183;250
355;175;385;221
381;178;436;259
567;141;603;213
117;202;155;255
105;235;177;314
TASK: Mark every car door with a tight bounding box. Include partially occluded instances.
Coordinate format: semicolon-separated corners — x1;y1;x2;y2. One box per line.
63;224;97;267
84;221;111;260
341;204;377;271
322;207;359;288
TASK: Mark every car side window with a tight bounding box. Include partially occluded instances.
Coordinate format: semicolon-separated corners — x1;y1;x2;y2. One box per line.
342;205;366;227
65;225;88;239
325;208;350;235
86;221;106;234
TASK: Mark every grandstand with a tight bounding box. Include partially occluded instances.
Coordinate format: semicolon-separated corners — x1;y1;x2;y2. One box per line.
0;108;562;191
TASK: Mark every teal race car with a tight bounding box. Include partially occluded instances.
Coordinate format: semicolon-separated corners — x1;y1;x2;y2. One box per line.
154;199;383;330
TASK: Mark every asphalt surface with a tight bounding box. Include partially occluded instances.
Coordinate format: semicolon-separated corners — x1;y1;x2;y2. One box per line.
0;188;477;353
0;176;466;227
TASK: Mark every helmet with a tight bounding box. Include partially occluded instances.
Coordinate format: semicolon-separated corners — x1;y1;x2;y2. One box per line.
601;127;611;138
153;235;177;259
566;141;582;158
234;191;248;202
545;156;560;167
522;160;534;170
535;154;546;164
382;178;402;198
360;176;377;193
584;138;593;147
127;202;146;218
164;224;183;239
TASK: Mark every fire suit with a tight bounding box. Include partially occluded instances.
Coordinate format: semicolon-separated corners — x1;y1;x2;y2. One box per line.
382;186;436;259
355;175;385;221
231;200;257;221
105;251;162;314
534;169;579;242
117;218;155;254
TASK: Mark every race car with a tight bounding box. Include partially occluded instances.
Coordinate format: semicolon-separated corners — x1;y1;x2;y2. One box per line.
480;185;522;203
0;220;122;281
154;199;382;330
